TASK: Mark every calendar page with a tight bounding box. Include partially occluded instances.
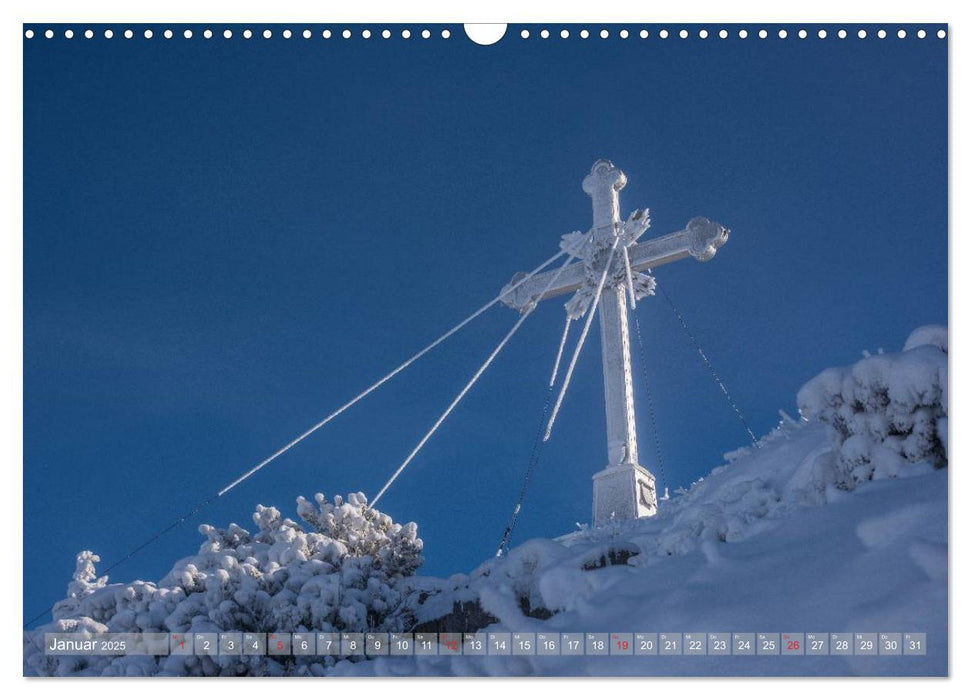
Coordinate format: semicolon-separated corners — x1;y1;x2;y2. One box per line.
20;13;948;680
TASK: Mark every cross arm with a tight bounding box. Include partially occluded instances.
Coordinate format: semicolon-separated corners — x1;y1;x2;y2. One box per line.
627;216;729;272
500;259;587;311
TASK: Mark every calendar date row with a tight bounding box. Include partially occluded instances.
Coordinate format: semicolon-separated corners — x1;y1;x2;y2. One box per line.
44;631;927;657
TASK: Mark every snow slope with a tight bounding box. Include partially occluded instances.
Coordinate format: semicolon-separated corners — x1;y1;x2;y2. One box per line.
24;326;948;677
334;326;948;677
340;421;946;676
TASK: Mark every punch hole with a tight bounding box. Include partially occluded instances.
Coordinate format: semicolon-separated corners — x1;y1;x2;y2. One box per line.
460;22;504;42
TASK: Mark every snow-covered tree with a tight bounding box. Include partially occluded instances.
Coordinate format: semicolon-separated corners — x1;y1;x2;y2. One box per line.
797;325;947;487
25;492;423;676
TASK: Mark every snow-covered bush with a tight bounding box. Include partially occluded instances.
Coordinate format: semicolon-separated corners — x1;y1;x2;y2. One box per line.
24;492;423;676
797;325;947;487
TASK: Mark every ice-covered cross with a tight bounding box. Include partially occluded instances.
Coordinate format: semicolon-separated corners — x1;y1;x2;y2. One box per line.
500;160;728;525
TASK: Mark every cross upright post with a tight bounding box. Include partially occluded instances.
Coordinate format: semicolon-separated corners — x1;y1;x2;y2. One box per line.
500;160;729;525
582;162;653;522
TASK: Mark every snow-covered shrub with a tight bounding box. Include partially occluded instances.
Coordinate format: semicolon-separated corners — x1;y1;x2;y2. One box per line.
24;492;423;677
797;326;947;487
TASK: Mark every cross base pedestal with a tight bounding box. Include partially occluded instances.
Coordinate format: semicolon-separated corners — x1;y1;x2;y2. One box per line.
592;463;657;526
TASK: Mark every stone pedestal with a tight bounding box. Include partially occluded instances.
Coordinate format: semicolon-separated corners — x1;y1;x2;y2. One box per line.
592;463;657;525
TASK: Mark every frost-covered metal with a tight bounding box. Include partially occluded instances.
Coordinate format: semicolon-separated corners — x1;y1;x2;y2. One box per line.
501;160;729;525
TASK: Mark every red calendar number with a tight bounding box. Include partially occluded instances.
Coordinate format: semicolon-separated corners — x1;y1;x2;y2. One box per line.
616;640;629;651
787;640;800;650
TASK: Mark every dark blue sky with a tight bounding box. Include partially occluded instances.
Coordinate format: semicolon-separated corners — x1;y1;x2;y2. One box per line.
23;24;947;622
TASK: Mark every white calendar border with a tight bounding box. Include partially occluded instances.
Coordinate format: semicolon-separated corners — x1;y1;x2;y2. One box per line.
2;0;963;698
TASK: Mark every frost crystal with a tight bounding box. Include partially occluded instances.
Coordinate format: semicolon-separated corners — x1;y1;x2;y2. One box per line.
25;493;423;676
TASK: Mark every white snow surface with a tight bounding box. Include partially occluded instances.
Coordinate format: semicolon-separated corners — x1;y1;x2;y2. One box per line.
24;327;947;676
350;424;946;676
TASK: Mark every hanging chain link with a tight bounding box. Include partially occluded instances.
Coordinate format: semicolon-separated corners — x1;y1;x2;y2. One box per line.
632;309;670;497
496;381;556;557
655;280;759;446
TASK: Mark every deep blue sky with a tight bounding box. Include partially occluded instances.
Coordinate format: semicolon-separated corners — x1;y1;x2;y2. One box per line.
23;24;947;622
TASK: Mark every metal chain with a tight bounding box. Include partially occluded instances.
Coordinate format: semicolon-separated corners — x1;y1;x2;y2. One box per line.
23;493;217;628
496;382;556;557
632;309;670;497
655;281;759;446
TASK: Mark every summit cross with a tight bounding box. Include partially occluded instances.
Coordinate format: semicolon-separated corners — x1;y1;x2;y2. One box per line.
500;159;729;525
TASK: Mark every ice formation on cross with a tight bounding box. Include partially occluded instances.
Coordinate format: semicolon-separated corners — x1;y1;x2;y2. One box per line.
501;160;729;525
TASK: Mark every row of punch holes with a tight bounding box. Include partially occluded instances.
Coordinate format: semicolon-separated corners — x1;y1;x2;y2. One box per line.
24;26;948;42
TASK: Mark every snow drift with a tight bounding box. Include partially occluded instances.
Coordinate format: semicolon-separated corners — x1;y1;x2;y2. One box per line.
24;326;948;676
